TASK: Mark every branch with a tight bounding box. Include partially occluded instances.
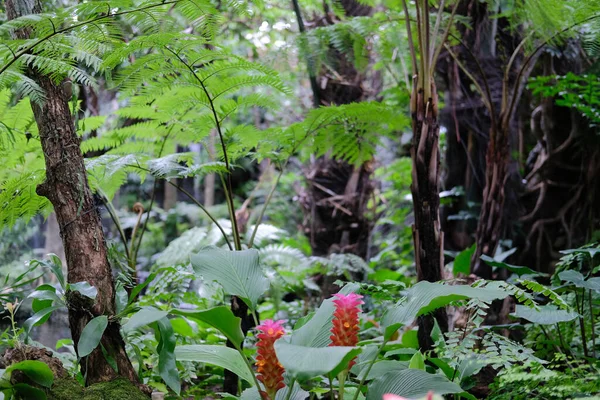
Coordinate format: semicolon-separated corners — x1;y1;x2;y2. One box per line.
165;47;242;250
0;0;182;77
504;13;600;128
447;33;497;129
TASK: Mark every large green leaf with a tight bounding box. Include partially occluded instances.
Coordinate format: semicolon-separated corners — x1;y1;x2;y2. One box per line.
24;306;62;334
190;247;269;311
156;317;180;395
6;360;54;388
274;341;361;381
175;345;254;385
558;270;600;292
122;307;169;333
480;255;538;277
67;281;98;299
28;285;63;305
512;304;578;325
356;361;409;381
170;306;244;348
382;282;507;339
453;245;475;275
365;369;462;400
12;383;48;399
275;382;310;400
77;315;108;358
290;283;359;347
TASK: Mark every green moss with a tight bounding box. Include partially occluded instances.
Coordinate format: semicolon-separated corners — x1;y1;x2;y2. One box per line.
47;378;148;400
82;378;148;400
47;378;84;400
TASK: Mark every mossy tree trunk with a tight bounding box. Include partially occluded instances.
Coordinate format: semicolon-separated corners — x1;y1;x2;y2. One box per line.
6;0;139;386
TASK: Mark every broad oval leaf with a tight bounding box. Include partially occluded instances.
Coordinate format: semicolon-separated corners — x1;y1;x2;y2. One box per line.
356;360;409;381
6;360;54;388
170;306;244;348
190;247;269;311
28;284;62;304
290;283;360;347
12;383;48;399
24;305;62;334
480;255;538;277
275;382;310;400
453;245;475;275
122;307;168;333
382;282;508;340
408;352;425;370
77;315;108;358
175;345;254;385
366;369;462;400
558;270;600;292
68;281;98;299
512;304;578;325
156;317;181;395
274;340;361;381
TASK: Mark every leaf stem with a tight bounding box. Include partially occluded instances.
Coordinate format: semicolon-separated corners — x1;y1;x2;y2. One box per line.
284;380;296;400
351;339;388;400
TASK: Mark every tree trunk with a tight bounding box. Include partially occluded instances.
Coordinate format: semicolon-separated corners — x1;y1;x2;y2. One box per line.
410;80;448;349
471;123;508;278
520;53;600;272
6;0;139;386
296;0;378;264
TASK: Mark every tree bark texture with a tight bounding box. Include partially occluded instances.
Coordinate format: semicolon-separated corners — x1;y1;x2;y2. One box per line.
299;0;379;263
435;0;523;276
519;53;600;272
6;0;139;386
410;80;448;349
470;122;509;278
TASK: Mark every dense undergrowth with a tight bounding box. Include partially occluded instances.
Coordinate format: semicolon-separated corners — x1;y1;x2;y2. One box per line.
1;0;600;398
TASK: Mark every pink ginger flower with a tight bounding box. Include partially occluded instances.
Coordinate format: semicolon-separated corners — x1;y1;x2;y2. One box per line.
256;319;286;400
329;293;364;368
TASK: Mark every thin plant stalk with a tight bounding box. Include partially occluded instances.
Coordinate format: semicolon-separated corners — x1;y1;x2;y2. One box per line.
351;339;388;400
589;289;596;358
284;380;297;400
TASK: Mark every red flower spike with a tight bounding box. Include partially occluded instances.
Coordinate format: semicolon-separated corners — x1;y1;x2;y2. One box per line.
256;319;286;400
329;293;364;368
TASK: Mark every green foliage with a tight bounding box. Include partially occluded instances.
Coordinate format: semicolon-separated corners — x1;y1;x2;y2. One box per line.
529;73;600;125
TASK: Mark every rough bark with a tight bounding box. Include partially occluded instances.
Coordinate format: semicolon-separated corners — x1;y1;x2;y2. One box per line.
435;0;523;276
298;0;379;263
520;53;600;272
6;0;139;387
410;80;448;350
471;122;509;278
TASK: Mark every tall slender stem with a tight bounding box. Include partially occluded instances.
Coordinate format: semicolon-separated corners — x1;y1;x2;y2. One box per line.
589;289;596;358
133;132;171;263
351;339;388;400
248;165;284;248
165;47;242;250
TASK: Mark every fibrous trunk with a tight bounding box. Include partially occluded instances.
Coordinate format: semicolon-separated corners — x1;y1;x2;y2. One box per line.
6;0;139;386
410;80;448;349
299;0;377;264
471;123;509;278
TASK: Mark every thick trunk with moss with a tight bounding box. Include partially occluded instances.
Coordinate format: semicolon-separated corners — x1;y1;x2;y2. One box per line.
6;0;138;386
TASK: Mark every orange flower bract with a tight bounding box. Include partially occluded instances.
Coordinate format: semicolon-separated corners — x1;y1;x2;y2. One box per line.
255;319;286;400
329;293;364;368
